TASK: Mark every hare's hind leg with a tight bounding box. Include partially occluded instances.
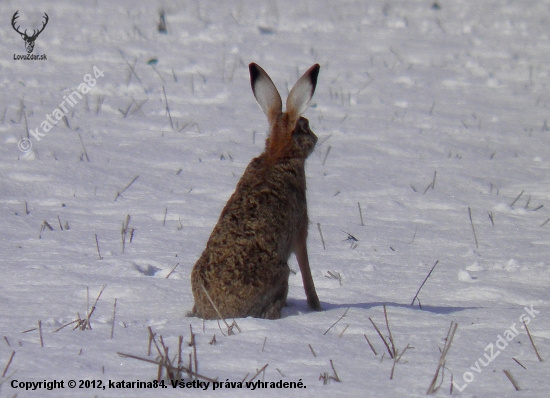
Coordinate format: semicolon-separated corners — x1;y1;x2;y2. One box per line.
262;274;289;319
247;262;289;319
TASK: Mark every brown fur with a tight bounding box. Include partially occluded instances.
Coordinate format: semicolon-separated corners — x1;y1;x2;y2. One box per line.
191;65;321;319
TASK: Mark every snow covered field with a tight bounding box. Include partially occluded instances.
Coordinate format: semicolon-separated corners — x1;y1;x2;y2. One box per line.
1;0;550;396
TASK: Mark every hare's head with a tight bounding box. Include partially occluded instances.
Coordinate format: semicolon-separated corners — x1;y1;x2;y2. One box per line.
249;63;320;161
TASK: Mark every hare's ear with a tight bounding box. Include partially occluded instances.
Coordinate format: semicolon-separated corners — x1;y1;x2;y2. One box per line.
286;64;320;119
250;63;282;125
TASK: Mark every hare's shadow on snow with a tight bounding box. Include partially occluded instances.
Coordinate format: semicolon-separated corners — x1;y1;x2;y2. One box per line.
284;299;478;317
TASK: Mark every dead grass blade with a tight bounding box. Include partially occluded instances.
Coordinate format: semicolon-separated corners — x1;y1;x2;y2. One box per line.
319;359;341;384
369;317;393;359
364;334;377;355
523;319;543;362
200;284;240;335
324;307;349;335
411;260;439;307
503;369;520;391
117;352;217;383
2;351;15;378
54;285;106;332
247;363;269;383
427;321;458;394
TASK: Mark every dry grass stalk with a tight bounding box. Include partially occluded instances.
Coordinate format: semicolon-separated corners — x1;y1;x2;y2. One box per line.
39;220;54;239
364;334;377;355
38;320;44;347
367;306;411;380
54;285;106;332
423;171;437;194
512;358;526;369
201;284;241;335
21;100;29;140
110;298;117;339
165;263;179;279
317;223;326;250
148;326;156;356
53;318;79;332
82;284;106;330
96;95;105;115
178;335;183;371
383;306;396;357
118;350;217;383
510;190;524;207
309;344;317;357
248;364;269;383
523;319;543;362
468;207;479;248
319;372;330;384
369;317;393;359
94;234;103;260
322;145;331;166
319;359;341;385
190;324;198;378
342;231;359;249
330;360;341;382
324;307;349;335
524;195;531;209
121;214;132;254
411;260;439;307
427;321;458;394
124;58;140;86
503;369;520;391
2;351;15;378
114;175;139;201
410;225;418;244
156;335;176;380
338;324;349;337
325;271;342;286
163;86;174;130
78;133;90;162
390;344;411;380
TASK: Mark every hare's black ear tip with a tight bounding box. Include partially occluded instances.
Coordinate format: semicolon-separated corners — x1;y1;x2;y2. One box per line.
309;64;320;85
249;63;260;83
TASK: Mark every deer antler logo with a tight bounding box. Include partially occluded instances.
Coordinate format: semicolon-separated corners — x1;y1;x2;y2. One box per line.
12;11;49;54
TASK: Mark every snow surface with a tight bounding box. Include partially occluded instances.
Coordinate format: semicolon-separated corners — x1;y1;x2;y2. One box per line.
1;0;550;396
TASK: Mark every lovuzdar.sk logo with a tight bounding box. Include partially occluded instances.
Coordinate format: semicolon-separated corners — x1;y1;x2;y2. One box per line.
12;10;48;60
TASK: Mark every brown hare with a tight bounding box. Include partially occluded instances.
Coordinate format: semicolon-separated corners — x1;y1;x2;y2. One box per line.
191;63;321;319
